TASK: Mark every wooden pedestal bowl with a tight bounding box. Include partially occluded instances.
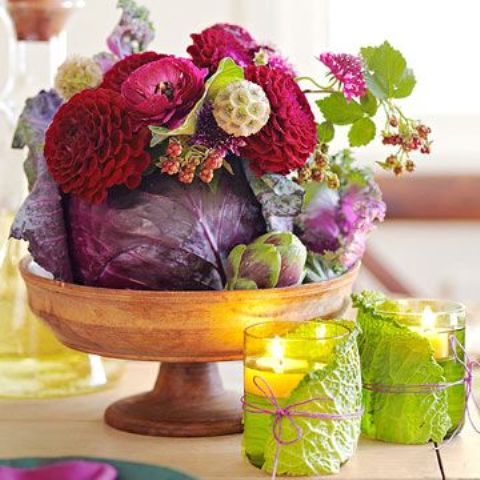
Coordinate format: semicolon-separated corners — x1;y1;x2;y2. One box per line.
20;257;359;437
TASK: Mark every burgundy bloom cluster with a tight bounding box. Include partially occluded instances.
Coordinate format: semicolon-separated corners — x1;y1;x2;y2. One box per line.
240;65;317;175
187;23;295;76
45;89;151;204
46;50;208;203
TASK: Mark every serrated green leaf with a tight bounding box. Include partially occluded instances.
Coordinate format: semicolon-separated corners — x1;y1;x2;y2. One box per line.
348;117;376;147
316;121;335;143
360;91;378;116
316;93;363;125
352;291;452;444
393;68;416;98
149;58;244;145
361;41;415;99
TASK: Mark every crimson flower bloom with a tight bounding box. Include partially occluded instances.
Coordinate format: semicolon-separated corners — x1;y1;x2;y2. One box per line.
240;65;317;175
121;56;207;128
45;88;151;204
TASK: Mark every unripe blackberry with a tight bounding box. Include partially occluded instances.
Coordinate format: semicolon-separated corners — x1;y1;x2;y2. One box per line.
314;153;328;169
406;160;415;172
161;159;180;175
199;168;214;183
297;166;312;183
389;116;398;127
166;139;182;158
311;169;325;182
385;155;397;167
393;165;404;176
213;80;271;137
179;170;195;184
205;151;223;170
327;174;340;189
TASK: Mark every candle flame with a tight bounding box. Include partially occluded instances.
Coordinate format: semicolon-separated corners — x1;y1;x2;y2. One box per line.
269;336;285;373
421;305;436;331
270;336;284;360
316;323;327;339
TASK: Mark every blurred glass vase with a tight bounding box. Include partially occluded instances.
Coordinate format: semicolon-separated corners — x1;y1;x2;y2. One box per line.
0;0;123;398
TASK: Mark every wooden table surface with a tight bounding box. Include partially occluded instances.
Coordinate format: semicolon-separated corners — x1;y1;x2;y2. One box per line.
0;361;478;480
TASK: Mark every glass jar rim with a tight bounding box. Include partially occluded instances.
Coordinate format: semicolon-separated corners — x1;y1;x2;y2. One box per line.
244;320;352;342
374;297;466;317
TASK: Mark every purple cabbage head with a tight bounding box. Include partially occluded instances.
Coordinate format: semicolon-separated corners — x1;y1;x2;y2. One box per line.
298;181;386;269
67;165;266;290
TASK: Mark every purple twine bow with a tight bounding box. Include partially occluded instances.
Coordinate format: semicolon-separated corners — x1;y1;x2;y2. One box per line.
241;375;363;480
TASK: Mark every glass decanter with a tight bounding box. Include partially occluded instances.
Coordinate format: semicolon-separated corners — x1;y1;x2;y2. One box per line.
0;0;123;398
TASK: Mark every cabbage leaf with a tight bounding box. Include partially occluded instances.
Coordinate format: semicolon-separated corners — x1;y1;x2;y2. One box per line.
352;291;452;444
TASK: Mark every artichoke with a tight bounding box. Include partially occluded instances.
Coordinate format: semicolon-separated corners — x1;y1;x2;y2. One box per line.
226;232;307;290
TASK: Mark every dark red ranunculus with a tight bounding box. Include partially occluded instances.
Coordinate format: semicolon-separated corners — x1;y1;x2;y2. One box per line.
187;23;256;73
45;88;151;204
121;56;207;128
240;65;317;175
100;51;166;92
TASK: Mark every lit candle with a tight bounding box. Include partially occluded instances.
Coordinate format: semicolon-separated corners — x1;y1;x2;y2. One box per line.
411;306;450;359
244;336;308;398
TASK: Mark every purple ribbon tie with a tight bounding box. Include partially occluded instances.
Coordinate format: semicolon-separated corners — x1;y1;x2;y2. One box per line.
242;375;363;480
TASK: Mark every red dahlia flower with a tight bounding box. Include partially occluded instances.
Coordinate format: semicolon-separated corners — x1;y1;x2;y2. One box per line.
45;88;151;204
100;51;165;92
240;65;317;175
121;56;207;128
187;23;256;73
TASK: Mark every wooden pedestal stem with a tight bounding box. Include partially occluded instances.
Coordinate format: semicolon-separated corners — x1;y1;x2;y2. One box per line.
104;362;243;437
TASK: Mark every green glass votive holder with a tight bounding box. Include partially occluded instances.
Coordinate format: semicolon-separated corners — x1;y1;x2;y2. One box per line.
242;320;362;477
354;293;466;445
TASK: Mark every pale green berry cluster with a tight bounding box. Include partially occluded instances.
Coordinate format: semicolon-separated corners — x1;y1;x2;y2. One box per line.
213;80;270;138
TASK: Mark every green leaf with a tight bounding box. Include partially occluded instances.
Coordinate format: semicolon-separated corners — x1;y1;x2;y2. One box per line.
393;68;416;98
316;93;363;125
149;58;244;146
207;168;223;194
360;91;378;116
361;41;416;99
262;321;362;476
352;291;452;444
348;117;376;147
316;121;335;143
206;57;244;99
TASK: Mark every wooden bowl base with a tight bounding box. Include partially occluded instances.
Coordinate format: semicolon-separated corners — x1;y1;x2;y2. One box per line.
104;362;243;437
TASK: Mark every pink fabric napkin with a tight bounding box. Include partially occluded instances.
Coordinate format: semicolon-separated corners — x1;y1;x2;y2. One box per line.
0;461;117;479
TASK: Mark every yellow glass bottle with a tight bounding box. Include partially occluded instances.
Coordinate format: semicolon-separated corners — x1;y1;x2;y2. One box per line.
0;2;123;398
0;216;124;399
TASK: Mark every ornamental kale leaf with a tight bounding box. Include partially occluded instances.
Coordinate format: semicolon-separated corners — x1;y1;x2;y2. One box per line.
9;90;72;281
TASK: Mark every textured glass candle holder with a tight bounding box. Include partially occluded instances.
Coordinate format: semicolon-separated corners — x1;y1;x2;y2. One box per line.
243;320;362;477
354;293;466;445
